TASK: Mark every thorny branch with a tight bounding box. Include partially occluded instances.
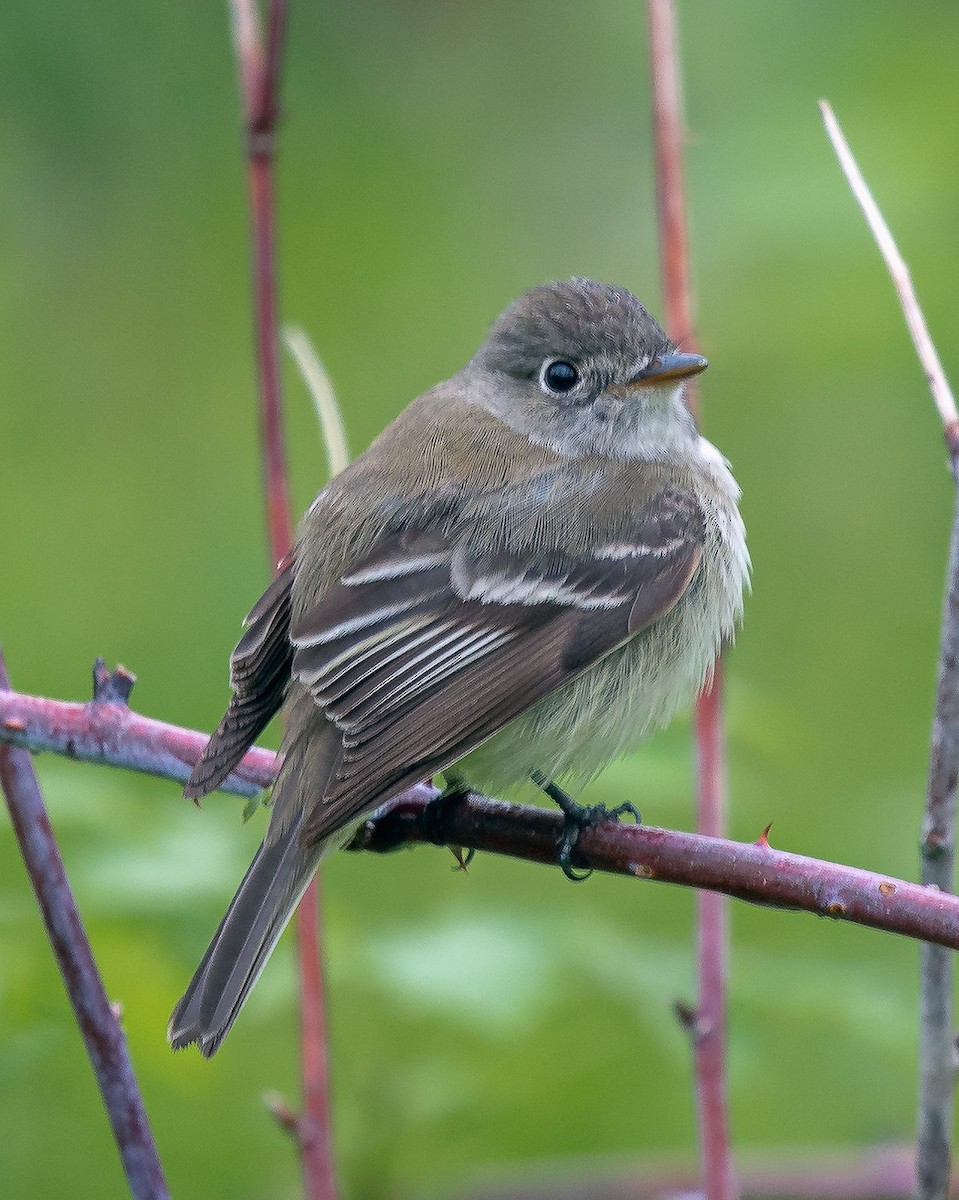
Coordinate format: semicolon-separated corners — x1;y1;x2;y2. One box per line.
4;667;959;952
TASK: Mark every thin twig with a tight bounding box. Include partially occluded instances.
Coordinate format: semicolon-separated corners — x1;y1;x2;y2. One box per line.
691;674;735;1198
227;0;262;128
285;327;350;479
0;649;170;1200
230;0;294;557
819;102;959;451
820;100;959;1200
920;491;959;1200
646;3;736;1199
227;4;336;1197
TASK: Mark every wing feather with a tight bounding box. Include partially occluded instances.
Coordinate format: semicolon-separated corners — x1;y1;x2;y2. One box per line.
184;556;296;801
292;488;705;843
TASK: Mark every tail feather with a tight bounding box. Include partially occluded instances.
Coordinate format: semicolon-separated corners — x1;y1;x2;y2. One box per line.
168;820;320;1057
171;706;341;1056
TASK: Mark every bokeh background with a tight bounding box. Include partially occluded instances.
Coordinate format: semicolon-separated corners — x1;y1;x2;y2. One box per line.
3;2;959;1197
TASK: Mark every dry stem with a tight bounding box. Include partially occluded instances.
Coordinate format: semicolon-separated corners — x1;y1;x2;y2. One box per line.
226;3;335;1195
0;652;170;1200
820;99;959;1200
647;3;736;1198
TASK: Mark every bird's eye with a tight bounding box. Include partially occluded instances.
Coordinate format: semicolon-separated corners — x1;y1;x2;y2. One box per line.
540;360;579;395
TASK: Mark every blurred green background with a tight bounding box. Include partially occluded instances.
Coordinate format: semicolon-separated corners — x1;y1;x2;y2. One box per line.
3;2;958;1197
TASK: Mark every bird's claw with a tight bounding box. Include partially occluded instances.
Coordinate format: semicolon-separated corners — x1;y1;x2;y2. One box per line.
422;779;474;869
531;771;640;882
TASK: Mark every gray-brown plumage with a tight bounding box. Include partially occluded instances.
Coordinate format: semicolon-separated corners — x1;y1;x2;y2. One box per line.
170;278;748;1056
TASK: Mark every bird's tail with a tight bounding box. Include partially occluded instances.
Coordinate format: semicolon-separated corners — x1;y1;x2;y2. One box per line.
169;707;340;1057
168;817;321;1057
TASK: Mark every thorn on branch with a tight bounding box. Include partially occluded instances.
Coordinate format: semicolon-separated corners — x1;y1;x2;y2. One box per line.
755;823;774;849
91;658;137;706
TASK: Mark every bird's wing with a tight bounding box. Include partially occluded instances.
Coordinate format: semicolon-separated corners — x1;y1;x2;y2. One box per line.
184;554;296;801
291;487;705;843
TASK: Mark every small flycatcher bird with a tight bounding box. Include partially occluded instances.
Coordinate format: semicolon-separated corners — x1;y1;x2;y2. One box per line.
170;278;748;1055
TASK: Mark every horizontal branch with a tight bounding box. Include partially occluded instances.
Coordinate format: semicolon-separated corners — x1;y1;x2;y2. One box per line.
351;795;959;949
3;664;958;951
0;660;276;798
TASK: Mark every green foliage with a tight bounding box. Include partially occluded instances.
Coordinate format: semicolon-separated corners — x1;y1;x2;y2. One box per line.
2;1;957;1196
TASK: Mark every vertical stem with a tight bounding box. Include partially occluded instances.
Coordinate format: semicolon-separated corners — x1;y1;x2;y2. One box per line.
228;3;336;1197
694;671;736;1200
249;146;293;558
0;650;170;1200
646;3;737;1198
647;0;695;377
818;103;959;1200
917;464;959;1200
297;892;336;1191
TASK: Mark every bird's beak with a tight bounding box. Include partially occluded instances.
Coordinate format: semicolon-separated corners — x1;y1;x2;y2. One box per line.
626;351;708;388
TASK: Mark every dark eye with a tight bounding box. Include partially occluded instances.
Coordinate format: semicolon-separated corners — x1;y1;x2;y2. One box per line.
540;359;579;395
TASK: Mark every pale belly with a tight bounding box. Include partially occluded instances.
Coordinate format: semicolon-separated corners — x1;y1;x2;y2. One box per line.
456;542;738;794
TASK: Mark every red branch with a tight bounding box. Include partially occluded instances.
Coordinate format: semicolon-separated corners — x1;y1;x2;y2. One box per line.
0;653;170;1200
693;672;735;1197
227;2;335;1196
4;678;959;948
646;2;736;1198
0;660;275;798
647;0;696;370
353;791;959;949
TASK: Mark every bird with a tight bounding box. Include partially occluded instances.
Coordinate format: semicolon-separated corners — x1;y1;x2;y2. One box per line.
169;277;749;1055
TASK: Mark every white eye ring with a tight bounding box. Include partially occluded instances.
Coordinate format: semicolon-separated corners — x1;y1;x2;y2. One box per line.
539;359;580;396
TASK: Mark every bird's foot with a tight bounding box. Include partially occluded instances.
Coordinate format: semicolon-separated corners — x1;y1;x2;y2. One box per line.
422;777;475;868
531;770;640;881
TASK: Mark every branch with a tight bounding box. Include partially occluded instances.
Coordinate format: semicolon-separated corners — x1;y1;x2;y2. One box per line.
0;651;170;1200
5;686;959;945
918;482;959;1200
647;3;735;1198
352;792;959;950
0;659;275;797
227;4;335;1196
821;101;959;1200
6;673;959;947
229;0;293;557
